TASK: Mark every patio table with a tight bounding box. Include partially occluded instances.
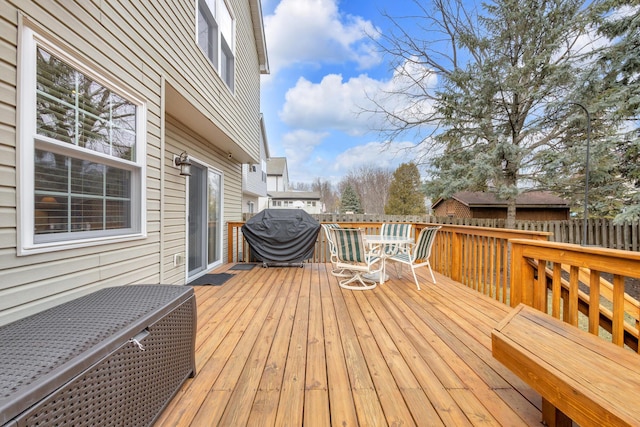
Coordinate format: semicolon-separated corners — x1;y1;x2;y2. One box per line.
363;234;413;284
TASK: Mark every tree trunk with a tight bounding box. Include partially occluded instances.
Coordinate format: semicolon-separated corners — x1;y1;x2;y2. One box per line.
506;197;517;229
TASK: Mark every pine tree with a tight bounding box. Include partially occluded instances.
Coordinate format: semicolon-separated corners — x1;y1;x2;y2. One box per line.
591;1;640;222
373;0;626;227
340;184;363;214
385;163;426;215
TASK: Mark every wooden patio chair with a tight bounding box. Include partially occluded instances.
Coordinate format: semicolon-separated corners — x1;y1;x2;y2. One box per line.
330;227;382;290
387;226;441;290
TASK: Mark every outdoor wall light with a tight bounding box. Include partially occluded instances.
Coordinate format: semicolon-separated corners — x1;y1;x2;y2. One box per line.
174;152;192;176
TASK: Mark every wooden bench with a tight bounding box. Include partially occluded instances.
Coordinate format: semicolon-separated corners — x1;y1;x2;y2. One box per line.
492;303;640;427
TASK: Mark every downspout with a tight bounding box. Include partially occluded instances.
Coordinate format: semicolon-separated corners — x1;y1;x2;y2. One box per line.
159;76;166;283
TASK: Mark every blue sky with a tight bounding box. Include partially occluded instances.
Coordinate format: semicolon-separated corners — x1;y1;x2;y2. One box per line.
260;0;425;186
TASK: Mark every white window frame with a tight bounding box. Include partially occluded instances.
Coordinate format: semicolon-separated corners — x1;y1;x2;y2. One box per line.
197;0;235;91
17;25;147;255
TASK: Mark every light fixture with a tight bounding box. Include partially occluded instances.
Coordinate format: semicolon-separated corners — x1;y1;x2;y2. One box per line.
174;152;192;176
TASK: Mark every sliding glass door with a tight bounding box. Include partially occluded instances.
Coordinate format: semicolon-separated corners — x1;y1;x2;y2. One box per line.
188;162;222;277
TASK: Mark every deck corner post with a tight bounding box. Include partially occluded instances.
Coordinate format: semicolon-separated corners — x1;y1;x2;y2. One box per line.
451;231;462;282
509;241;533;308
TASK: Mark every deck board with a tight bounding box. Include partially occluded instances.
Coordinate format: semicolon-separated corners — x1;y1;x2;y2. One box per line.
155;263;542;426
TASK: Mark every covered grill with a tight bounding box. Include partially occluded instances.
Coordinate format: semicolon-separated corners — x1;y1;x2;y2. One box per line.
241;209;321;266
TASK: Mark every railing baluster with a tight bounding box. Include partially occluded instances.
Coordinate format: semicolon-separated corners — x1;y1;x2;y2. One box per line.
588;270;600;335
551;264;562;318
568;266;580;326
612;274;625;346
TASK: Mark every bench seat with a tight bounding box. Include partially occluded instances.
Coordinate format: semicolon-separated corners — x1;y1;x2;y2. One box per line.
492;303;640;427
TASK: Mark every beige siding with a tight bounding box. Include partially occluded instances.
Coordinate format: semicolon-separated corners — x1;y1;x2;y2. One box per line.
164;117;242;284
0;0;263;325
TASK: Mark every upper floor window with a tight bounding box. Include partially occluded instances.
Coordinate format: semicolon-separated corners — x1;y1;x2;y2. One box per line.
197;0;235;91
18;27;146;254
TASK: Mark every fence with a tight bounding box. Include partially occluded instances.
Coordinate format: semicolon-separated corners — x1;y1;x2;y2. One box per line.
244;213;640;251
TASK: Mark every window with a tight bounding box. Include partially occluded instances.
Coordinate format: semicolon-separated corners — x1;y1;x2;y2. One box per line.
197;0;235;90
19;27;145;254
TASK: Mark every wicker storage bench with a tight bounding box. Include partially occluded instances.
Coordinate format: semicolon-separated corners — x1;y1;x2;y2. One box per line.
0;285;196;427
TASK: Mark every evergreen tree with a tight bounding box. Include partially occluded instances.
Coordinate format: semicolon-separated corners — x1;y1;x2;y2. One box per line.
385;162;427;215
340;184;363;214
590;1;640;222
373;0;625;227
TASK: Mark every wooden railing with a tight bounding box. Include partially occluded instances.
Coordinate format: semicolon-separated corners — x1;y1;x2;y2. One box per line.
510;239;640;352
425;224;550;304
227;221;550;305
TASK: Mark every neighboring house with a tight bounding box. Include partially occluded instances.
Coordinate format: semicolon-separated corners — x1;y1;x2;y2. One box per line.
266;157;289;192
262;156;322;214
0;0;269;325
268;191;324;214
432;191;570;221
242;114;269;214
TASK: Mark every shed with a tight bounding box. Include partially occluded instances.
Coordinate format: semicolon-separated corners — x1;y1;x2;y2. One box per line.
432;191;570;221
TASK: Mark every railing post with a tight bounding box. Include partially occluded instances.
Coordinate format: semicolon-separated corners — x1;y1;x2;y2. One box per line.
227;222;234;263
510;241;534;308
451;231;462;282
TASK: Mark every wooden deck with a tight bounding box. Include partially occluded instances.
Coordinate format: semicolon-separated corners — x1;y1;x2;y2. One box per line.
155;263;542;426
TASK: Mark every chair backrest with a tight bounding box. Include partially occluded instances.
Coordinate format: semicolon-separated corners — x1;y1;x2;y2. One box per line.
330;228;366;263
380;223;413;255
412;226;441;262
322;224;340;259
381;223;412;239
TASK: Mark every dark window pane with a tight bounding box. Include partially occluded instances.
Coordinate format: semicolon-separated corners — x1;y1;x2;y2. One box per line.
35;195;67;234
71;197;103;231
35;151;69;192
106;167;131;198
34;149;131;235
106;199;130;229
70;159;104;196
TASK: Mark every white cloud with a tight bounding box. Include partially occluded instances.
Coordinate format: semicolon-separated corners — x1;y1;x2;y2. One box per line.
263;0;381;77
332;141;416;173
279;60;438;136
280;74;380;136
281;129;329;168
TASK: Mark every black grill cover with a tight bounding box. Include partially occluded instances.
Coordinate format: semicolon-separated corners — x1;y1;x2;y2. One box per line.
241;209;320;263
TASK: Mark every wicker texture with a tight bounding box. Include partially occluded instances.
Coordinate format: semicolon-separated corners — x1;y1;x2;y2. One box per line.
0;285;195;427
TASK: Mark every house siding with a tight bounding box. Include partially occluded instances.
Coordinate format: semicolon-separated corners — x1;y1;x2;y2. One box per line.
242;123;268;205
164;117;242;284
0;0;263;326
